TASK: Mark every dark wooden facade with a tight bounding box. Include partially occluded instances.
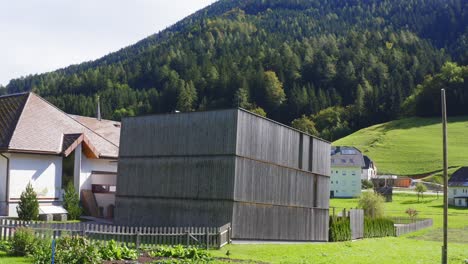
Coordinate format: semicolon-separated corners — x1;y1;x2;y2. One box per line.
115;109;330;241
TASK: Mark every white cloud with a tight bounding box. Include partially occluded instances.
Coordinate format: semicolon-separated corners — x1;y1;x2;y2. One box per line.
0;0;215;86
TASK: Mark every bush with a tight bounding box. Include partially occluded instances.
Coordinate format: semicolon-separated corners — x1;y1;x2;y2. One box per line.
361;179;374;189
31;238;52;264
99;240;138;261
56;236;101;264
17;183;39;221
358;192;385;218
329;216;351;242
405;208;418;222
10;227;36;256
0;240;11;252
63;182;82;220
149;245;211;261
364;217;395;238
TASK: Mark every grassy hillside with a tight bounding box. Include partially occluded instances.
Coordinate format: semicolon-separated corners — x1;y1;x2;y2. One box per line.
334;116;468;176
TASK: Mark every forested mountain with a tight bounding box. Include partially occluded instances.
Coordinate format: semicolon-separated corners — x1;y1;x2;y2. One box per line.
4;0;468;140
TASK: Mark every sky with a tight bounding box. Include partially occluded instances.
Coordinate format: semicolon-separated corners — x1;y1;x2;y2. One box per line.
0;0;215;86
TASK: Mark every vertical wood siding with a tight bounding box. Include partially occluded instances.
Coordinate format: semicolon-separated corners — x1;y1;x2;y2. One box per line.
117;157;236;199
119;109;238;157
115;197;234;228
234;157;315;208
116;109;330;241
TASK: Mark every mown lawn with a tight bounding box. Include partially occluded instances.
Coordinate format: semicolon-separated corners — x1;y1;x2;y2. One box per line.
0;252;30;264
333;116;468;176
211;193;468;264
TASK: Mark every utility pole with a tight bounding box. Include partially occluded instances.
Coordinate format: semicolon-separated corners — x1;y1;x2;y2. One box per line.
441;89;448;264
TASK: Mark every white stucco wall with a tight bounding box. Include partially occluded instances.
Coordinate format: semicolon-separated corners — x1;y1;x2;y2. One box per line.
75;145;117;217
8;153;63;216
79;154;117;190
454;197;468;207
449;187;468;207
361;168;376;181
0;154;8;215
330;166;362;197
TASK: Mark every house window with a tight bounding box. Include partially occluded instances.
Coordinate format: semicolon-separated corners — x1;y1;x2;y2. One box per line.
342;171;346;176
352;171;356;176
454;189;457;195
331;181;334;184
459;199;462;206
336;181;339;184
92;184;116;194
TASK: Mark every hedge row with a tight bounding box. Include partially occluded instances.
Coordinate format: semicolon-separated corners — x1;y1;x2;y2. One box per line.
364;217;395;238
329;216;395;241
329;216;351;242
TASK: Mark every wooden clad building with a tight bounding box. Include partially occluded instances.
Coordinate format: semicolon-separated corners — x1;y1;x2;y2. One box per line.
114;109;330;241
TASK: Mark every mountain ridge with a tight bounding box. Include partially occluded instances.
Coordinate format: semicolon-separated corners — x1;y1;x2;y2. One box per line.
3;0;467;140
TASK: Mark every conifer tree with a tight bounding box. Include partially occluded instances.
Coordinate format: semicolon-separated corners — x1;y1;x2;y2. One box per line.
63;182;82;220
17;183;39;221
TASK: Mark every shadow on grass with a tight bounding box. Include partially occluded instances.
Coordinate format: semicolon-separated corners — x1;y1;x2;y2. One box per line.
400;199;438;205
429;204;468;210
409;228;468;244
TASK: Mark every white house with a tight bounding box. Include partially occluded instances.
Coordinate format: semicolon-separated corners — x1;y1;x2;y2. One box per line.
448;167;468;207
330;146;365;198
362;155;377;181
0;92;120;218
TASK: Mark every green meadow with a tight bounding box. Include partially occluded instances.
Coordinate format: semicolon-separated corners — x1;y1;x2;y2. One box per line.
211;193;468;264
334;116;468;176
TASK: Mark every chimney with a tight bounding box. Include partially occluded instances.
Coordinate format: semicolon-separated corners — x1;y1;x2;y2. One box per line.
96;95;101;121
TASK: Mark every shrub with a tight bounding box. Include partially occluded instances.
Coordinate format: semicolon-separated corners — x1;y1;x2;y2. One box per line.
149;245;211;261
361;179;374;189
405;208;418;222
329;216;351;242
99;240;137;261
31;238;52;264
63;182;82;220
17;182;39;221
0;240;11;252
55;236;101;264
364;217;395;238
10;227;36;256
358;192;385;218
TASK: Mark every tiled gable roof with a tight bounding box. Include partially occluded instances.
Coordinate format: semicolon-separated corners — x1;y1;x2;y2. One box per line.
0;93;28;149
449;167;468;187
69;115;120;146
331;146;365;168
0;92;119;158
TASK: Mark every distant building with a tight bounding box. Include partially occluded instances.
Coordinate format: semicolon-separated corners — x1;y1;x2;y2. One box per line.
448;167;468;207
330;146;365;198
0;92;120;218
115;109;331;241
362;155;377;181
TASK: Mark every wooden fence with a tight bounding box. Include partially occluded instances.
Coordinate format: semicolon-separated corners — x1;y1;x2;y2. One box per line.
0;219;231;249
349;209;364;240
393;218;433;236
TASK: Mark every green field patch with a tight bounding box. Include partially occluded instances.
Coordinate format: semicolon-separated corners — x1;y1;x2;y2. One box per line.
408;227;468;244
334;116;468;176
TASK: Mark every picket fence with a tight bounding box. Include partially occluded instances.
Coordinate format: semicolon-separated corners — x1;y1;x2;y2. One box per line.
0;219;232;249
393;218;433;236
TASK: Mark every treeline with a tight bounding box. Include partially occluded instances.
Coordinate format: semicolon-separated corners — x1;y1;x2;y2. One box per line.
4;0;467;140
